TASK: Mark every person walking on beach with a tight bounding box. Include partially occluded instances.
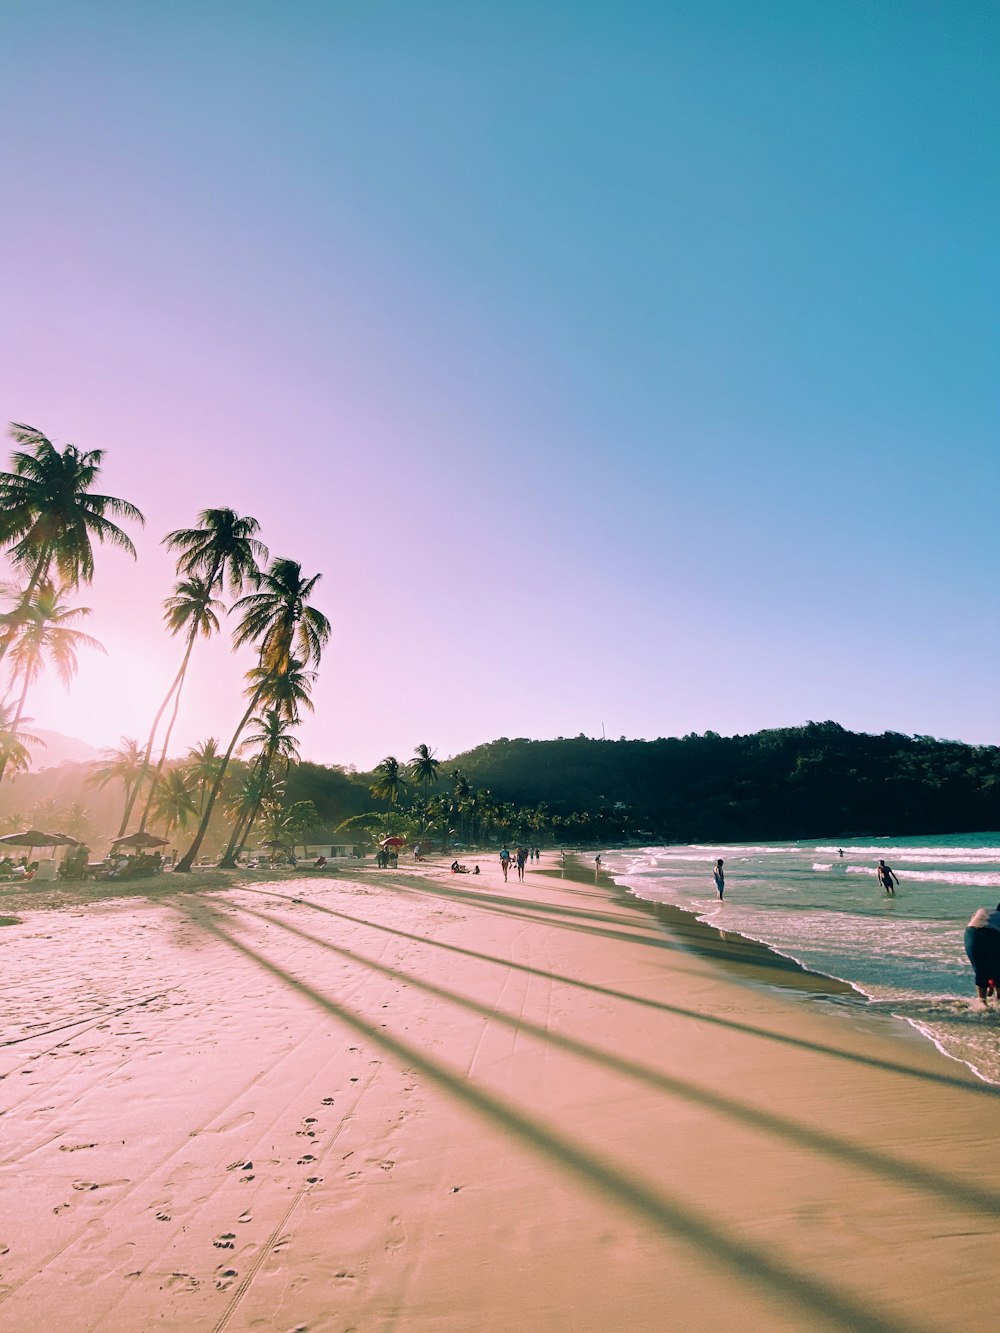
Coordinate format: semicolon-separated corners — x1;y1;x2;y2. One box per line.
876;859;898;895
964;905;1000;1002
499;847;510;882
515;846;527;880
713;859;725;900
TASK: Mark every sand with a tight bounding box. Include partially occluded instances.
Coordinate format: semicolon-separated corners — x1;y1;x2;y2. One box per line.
1;853;998;1332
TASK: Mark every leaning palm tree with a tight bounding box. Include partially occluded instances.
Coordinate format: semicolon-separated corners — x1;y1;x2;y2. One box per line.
124;576;224;834
88;737;147;838
125;510;266;834
0;582;105;784
219;709;301;866
370;755;406;807
175;651;320;873
408;743;440;790
229;557;329;673
0;423;143;660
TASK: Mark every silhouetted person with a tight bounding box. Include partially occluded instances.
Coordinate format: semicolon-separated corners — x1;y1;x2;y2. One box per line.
876;859;898;895
713;859;725;900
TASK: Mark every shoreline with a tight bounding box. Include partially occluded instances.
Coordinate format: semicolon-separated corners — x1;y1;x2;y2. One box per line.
3;853;1000;1330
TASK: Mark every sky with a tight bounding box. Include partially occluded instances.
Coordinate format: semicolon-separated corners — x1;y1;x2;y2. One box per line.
1;1;998;769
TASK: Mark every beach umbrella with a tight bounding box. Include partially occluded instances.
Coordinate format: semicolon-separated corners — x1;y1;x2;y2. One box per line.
0;829;74;849
111;831;168;850
379;836;406;848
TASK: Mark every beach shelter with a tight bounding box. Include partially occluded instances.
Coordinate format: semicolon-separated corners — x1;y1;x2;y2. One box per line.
379;836;406;849
0;829;78;850
111;832;168;850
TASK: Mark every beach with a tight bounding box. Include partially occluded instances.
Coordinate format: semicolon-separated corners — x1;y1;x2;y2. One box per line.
2;854;999;1333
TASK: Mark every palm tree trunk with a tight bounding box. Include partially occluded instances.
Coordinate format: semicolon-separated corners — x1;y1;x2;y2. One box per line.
174;690;261;872
219;751;274;867
121;632;195;836
136;641;195;833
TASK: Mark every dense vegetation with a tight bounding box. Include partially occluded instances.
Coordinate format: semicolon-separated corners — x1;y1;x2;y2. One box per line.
2;721;997;853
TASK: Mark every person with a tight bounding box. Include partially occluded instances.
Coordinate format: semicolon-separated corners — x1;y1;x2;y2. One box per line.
713;859;725;900
499;847;510;882
515;846;527;880
876;859;898;895
838;848;844;858
472;864;480;875
594;854;602;872
314;855;328;868
964;905;1000;1002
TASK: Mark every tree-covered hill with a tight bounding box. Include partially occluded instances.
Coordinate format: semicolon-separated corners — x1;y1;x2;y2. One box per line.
442;722;1000;841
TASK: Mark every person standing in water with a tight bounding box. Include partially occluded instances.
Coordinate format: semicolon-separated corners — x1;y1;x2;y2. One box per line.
713;859;725;899
964;905;1000;1002
876;859;899;895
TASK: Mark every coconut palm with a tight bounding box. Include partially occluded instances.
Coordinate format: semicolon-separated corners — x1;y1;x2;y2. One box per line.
124;575;224;834
0;700;43;781
219;709;301;866
175;647;320;872
125;510;266;835
186;738;223;812
0;423;143;658
408;743;440;790
230;557;330;673
88;737;147;838
149;767;199;837
0;582;105;784
370;755;406;807
174;557;328;874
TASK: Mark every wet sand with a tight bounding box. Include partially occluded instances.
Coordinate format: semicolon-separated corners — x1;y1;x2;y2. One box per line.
1;854;998;1332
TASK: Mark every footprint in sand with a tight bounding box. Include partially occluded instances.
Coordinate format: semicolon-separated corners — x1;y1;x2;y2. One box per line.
306;1176;322;1185
297;1154;316;1165
72;1181;99;1192
378;1160;394;1172
213;1233;236;1250
53;1203;70;1215
59;1143;97;1153
321;1097;334;1106
165;1272;199;1292
0;1244;8;1256
238;1210;252;1224
155;1211;171;1222
214;1266;238;1291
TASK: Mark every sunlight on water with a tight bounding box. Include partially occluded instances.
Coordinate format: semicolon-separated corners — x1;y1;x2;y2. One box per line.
604;833;1000;1084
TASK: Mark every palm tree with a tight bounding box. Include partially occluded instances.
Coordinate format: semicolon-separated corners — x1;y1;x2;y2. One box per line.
219;709;301;866
149;767;199;838
0;423;143;659
88;737;147;838
125;510;266;834
370;756;406;807
175;648;321;873
408;743;440;790
125;576;224;834
0;700;42;781
230;557;329;673
186;738;223;813
0;582;105;784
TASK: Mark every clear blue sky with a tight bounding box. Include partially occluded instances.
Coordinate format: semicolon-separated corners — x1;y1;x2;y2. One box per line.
1;1;997;765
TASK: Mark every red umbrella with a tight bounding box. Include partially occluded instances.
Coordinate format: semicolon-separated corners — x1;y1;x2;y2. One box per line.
379;836;406;848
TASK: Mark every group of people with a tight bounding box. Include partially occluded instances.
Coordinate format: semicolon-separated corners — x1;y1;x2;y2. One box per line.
450;860;481;875
498;845;539;881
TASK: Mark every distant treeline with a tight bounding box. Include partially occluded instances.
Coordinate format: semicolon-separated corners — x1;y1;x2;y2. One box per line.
6;721;998;849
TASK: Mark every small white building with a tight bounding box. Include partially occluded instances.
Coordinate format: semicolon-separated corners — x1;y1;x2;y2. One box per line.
294;842;359;860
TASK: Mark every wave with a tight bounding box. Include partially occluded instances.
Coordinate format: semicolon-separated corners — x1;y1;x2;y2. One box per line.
815;845;1000;863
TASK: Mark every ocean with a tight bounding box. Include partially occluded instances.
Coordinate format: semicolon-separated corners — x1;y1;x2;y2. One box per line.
603;833;1000;1085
